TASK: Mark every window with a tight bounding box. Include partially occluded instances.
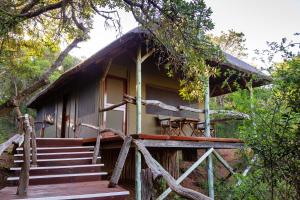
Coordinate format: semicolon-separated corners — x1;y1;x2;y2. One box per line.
146;85;198;118
78;84;96;117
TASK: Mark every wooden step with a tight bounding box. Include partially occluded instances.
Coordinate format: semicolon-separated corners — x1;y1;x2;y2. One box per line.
14;157;101;167
7;172;108;185
35;138;84;147
14;151;94;159
17;146;94;153
11;164;104;176
0;181;129;200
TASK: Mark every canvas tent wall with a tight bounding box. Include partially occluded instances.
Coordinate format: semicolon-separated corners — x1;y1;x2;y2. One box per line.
28;27;270;138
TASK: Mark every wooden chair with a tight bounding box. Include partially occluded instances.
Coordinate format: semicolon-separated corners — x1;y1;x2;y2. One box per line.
157;115;180;135
192;122;215;137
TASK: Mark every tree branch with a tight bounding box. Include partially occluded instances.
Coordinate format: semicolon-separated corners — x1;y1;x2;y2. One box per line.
0;36;84;114
18;0;68;19
20;0;40;14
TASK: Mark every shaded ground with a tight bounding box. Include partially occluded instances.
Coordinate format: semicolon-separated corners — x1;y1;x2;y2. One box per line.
0;149;15;189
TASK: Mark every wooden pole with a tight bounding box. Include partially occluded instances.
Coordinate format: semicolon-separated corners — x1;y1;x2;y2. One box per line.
248;80;256;130
40;123;45;138
92;132;101;164
204;77;214;199
30;118;38;167
17;114;31;196
135;45;142;200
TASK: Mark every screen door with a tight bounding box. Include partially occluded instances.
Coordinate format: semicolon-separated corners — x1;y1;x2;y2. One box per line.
104;76;127;133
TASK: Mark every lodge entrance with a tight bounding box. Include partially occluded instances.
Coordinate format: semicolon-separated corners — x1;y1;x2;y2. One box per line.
104;76;127;134
61;95;69;138
61;93;77;138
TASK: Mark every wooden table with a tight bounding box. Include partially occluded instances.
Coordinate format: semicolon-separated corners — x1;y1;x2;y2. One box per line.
171;118;201;136
171;118;216;137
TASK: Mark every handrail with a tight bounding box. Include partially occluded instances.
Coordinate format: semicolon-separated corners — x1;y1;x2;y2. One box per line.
30;117;38;167
1;114;46;196
78;122;211;200
99;94;250;120
0;134;24;156
16;114;37;196
34;119;54;138
16;114;31;196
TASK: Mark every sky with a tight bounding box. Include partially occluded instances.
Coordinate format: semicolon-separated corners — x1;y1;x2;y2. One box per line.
71;0;300;67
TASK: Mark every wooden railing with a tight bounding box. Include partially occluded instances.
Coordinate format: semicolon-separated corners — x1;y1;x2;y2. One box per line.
100;94;250;121
16;114;39;196
91;94;250;199
34;118;54;138
0;134;24;156
0;117;37;197
77;122;212;200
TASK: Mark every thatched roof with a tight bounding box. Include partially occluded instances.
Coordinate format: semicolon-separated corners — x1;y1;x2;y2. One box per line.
27;27;270;108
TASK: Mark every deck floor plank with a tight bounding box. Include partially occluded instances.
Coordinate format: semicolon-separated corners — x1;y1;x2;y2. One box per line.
0;181;129;199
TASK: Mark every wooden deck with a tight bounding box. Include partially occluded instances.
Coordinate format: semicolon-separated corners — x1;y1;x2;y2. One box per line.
0;181;129;200
0;138;130;200
83;133;244;149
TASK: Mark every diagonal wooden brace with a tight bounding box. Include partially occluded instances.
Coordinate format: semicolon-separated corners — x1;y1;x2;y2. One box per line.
212;150;235;175
157;148;214;200
108;136;132;188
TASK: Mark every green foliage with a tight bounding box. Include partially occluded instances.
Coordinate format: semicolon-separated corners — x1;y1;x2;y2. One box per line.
0;47;80;104
215;56;300;199
0;0;224;110
0;116;16;143
133;0;223;101
211;32;300;199
274;57;300;113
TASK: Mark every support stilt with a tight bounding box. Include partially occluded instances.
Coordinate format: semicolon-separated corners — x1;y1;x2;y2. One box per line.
135;46;142;200
204;77;214;199
249;81;256;130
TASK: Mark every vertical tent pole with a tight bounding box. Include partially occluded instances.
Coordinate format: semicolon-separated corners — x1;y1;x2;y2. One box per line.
204;76;214;199
135;45;142;200
249;80;256;130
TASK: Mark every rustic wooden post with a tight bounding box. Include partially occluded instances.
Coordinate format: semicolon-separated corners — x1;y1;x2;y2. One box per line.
92;131;101;164
248;80;256;130
141;168;155;200
108;136;132;187
30;117;38;167
40;123;45;138
135;45;142;200
204;77;214;199
134;46;155;200
16;114;31;196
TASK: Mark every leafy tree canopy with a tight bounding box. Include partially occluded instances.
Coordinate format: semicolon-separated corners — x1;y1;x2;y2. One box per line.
213;36;300;200
0;0;221;115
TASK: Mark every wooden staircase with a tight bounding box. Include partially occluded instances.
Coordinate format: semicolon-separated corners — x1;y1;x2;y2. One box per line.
0;138;129;199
